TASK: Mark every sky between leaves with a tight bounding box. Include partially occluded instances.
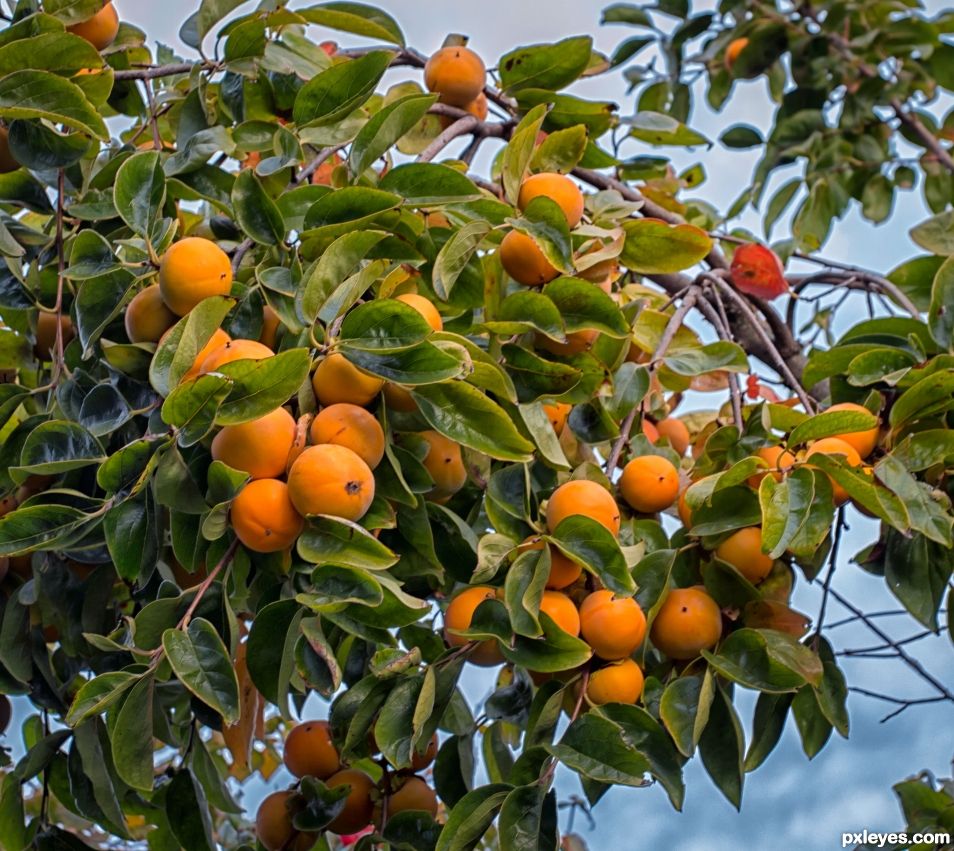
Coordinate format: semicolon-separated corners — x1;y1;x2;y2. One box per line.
8;2;951;849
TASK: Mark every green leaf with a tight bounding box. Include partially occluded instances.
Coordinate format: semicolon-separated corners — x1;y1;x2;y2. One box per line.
758;468;834;560
744;692;792;772
298;2;405;45
113;151;166;239
510;196;573;274
110;674;155;793
412;382;535;461
165;769;216;851
293;50;394;127
501;103;548;204
791;686;832;759
531;125;588;174
215;348;311;425
300;230;388;322
104;493;160;582
0;70;108;139
67;672;140;727
374;674;423;769
0;503;92;556
698;684;744;809
339;299;433;352
549;515;634;595
247;599;302;710
498;786;558;851
297;515;399;568
910;209;954;255
301;187;402;240
719;124;763;149
162;619;240;724
12;419;104;480
889;370;954;428
502;612;592;673
663;341;748;375
504;549;549;638
231;168;285;245
629;111;709;147
883;528;953;630
435;784;512;851
149;296;235;397
180;0;248;48
161;373;232;447
379;163;482;205
621;218;713;273
659;672;714;758
499;36;593;93
301;564;383;609
345;343;466;385
788;409;878;446
702;628;823;693
0;30;102;75
349;93;436;176
543;277;629;336
929;256;954;349
432;221;491;301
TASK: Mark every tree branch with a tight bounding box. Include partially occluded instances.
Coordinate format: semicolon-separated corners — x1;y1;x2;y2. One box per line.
605;287;700;473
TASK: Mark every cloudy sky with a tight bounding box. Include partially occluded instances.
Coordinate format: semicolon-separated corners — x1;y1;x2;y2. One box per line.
15;2;954;848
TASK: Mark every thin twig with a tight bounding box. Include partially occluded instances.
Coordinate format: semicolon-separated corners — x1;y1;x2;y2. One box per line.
813;508;843;650
605;287;699;473
830;587;954;702
113;61;215;81
175;538;240;632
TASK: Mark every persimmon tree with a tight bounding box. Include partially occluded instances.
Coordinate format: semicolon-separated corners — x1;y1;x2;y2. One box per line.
0;1;952;849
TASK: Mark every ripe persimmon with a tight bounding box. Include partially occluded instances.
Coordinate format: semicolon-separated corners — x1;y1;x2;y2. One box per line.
444;585;503;666
67;2;120;50
180;328;231;382
383;382;417;412
439;92;488;128
312;353;384;407
420;430;467;499
579;590;647;660
650;587;722;660
33;313;74;360
826;402;880;458
540;590;580;636
212;407;295;480
714;526;773;584
325;769;375;834
641;419;660;443
619;455;680;514
283;720;340;780
199;339;273;374
677;485;693;528
158;237;233;316
396;292;443;331
500;230;559;286
424;45;486;107
519;537;582;590
655;418;690;456
256;790;317;851
546;479;620;536
310;403;385;469
748;444;796;488
259;304;281;350
586;658;644;705
411;733;439;771
805;436;862;505
518;173;585;229
542;402;571;435
0;127;20;174
386;776;438;819
125;284;177;343
287;444;375;521
536;329;599;358
231;479;304;553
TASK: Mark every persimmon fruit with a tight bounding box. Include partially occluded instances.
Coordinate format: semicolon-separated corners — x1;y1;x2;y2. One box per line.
310;403;385;469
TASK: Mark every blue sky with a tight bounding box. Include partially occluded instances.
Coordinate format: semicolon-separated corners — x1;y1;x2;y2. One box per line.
9;2;953;848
